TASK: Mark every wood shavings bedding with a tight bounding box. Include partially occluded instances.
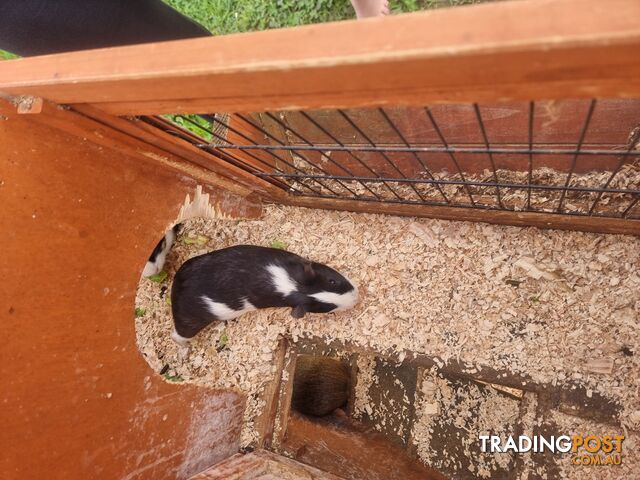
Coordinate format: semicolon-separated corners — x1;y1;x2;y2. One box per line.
549;410;639;479
290;162;640;217
412;367;520;478
134;204;639;461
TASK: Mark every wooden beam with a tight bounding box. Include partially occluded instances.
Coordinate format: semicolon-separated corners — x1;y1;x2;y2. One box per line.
12;100;258;200
72;105;288;200
190;450;345;479
254;338;288;449
281;413;446;480
281;196;640;236
0;0;639;115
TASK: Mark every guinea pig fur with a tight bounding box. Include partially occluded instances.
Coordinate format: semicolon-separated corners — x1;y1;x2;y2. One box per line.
170;245;358;346
142;224;181;277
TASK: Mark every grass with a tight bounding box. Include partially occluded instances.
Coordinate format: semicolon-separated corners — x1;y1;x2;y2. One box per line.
162;0;419;35
0;0;484;60
162;0;485;35
0;50;19;60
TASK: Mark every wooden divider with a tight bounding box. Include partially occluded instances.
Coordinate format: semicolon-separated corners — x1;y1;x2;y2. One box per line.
0;0;639;114
1;0;637;234
0;99;260;480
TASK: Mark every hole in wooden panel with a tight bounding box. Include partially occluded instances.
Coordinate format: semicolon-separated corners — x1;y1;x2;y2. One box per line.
291;355;351;418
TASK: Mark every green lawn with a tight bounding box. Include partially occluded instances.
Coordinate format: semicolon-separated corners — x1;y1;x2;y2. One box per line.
163;0;483;34
0;50;18;60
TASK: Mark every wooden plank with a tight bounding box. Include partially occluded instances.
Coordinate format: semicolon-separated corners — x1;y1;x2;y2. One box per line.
257;450;345;480
255;338;288;449
71;105;287;200
272;351;298;449
224;114;289;177
0;0;639;114
18;101;253;200
281;413;446;480
189;453;267;480
0;98;246;479
283;101;640;146
282;196;640;235
246;101;640;175
191;451;345;479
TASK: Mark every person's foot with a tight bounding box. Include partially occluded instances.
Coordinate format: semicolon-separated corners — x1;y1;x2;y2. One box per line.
350;0;390;18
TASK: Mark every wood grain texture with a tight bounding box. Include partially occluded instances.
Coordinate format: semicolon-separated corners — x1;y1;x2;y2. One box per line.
71;104;284;201
281;413;446;480
260;101;640;175
0;99;249;480
255;338;289;449
191;450;345;479
282;196;640;235
0;0;639;114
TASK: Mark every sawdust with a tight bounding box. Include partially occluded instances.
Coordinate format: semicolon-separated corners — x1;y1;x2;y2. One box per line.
549;410;639;479
411;368;520;478
134;204;639;463
353;355;376;419
290;162;640;218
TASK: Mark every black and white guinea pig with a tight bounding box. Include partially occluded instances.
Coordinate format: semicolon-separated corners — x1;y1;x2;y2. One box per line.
170;245;358;346
142;224;182;277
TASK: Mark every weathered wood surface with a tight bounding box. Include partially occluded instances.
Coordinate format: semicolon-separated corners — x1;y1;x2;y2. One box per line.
71;105;284;201
285;196;640;236
251;101;640;175
281;413;446;480
191;450;345;480
0;0;639;114
0;99;254;480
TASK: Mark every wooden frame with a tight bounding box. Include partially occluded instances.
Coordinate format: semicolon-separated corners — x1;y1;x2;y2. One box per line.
256;340;446;480
1;2;639;477
1;0;639;115
0;99;255;479
1;0;638;237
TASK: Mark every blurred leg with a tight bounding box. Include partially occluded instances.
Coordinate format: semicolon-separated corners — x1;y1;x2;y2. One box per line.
350;0;390;18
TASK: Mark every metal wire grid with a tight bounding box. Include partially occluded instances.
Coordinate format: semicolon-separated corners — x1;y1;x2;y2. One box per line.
142;99;640;219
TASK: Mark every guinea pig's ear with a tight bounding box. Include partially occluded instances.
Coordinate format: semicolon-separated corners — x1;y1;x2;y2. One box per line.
302;261;316;283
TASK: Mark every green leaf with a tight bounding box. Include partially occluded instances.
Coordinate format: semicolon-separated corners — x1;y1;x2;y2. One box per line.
217;331;229;352
162;373;184;382
270;239;288;250
134;307;146;318
148;270;168;283
0;49;19;60
183;234;209;246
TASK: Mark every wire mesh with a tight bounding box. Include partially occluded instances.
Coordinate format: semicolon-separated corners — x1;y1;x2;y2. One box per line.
142;99;640;220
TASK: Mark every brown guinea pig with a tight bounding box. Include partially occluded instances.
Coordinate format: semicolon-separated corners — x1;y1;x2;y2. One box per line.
291;355;350;417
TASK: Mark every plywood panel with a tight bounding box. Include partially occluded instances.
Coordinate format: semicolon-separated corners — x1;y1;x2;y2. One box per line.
0;100;255;479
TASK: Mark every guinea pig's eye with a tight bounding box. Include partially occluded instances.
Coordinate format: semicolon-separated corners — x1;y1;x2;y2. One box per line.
329;279;336;286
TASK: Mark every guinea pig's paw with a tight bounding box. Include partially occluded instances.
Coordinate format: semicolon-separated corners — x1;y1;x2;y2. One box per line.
291;305;306;319
171;329;191;348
